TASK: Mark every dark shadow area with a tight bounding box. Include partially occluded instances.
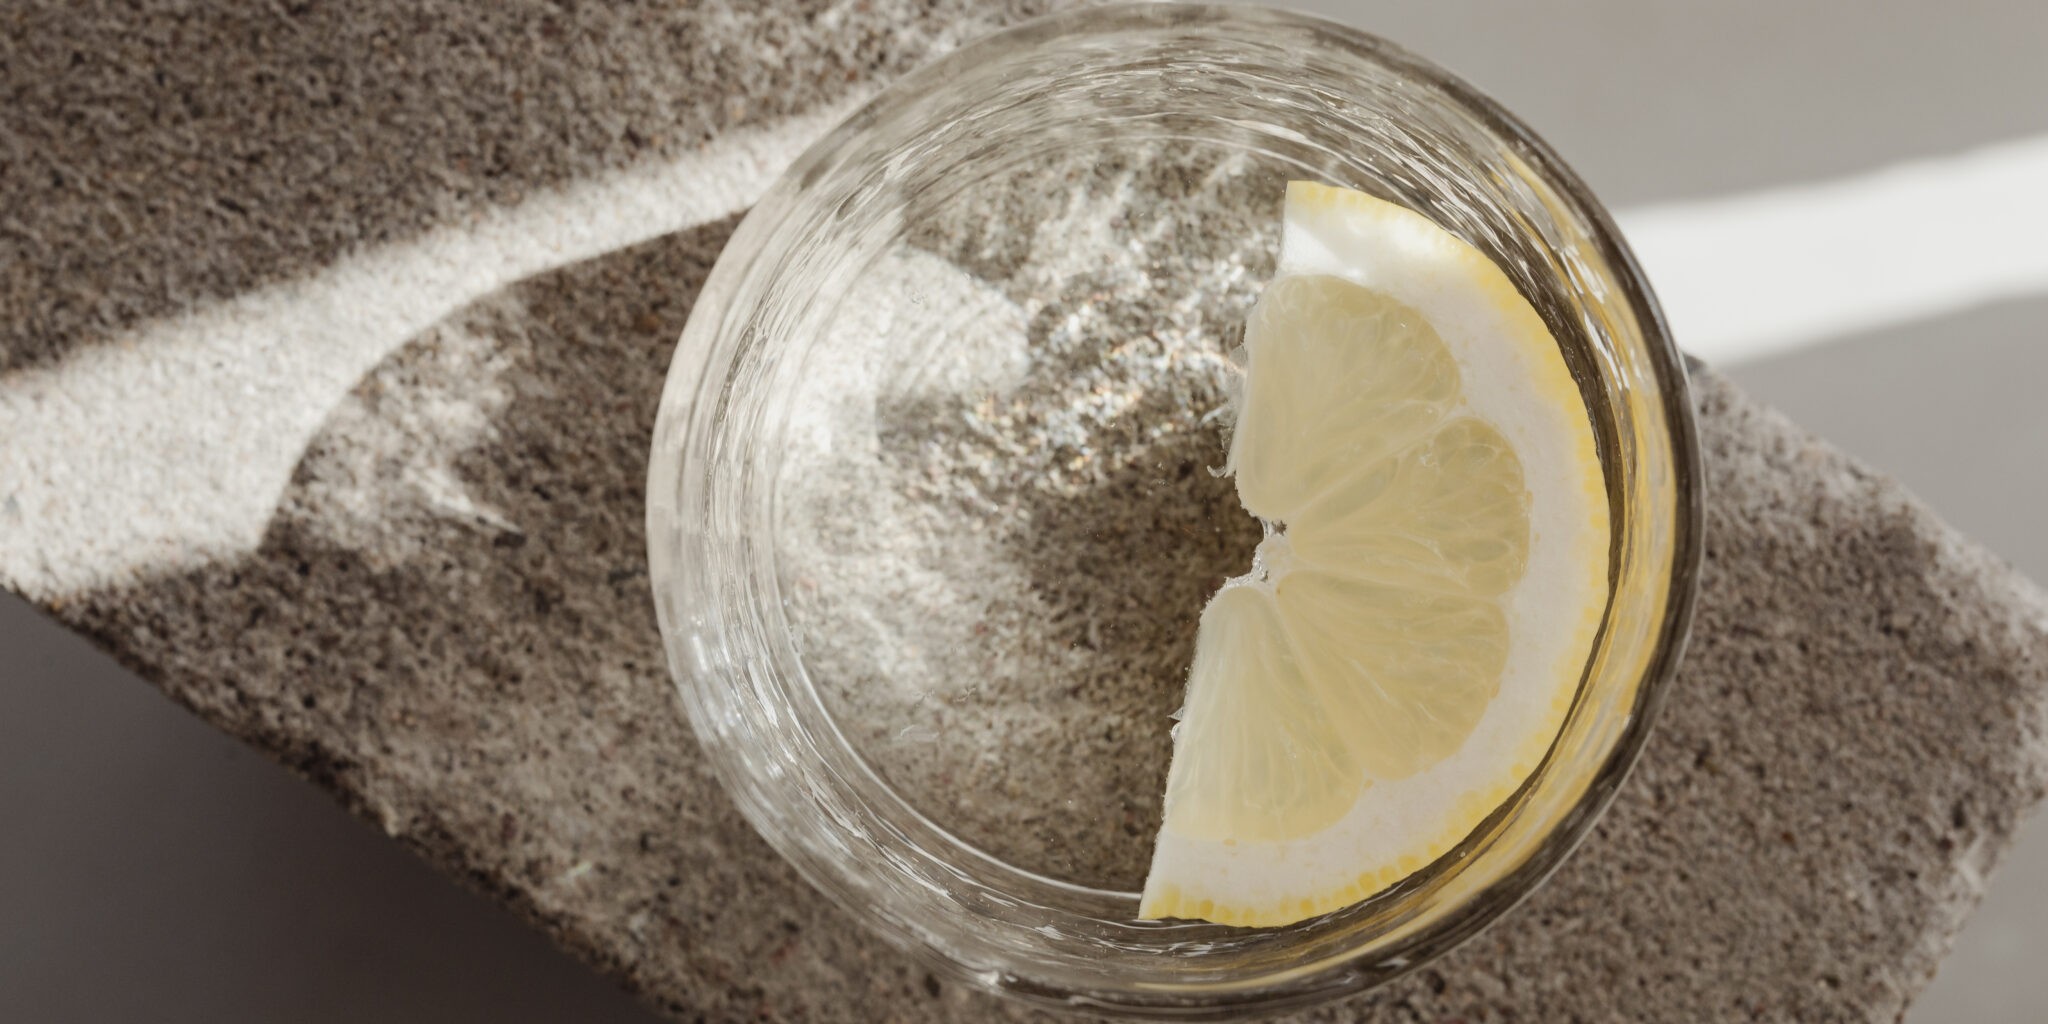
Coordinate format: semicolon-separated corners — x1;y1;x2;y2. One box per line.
19;218;2045;1021
0;0;1049;373
0;592;661;1024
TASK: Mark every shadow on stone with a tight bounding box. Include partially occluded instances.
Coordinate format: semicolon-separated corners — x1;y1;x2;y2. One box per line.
0;0;1048;373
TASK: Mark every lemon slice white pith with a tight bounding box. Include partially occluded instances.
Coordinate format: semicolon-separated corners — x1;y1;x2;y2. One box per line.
1137;181;1610;928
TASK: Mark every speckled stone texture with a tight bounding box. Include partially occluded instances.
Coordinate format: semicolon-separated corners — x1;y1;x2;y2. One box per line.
6;3;2048;1022
12;237;2048;1021
0;0;1050;373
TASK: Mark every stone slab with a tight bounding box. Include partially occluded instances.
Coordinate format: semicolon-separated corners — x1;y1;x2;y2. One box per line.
7;226;2045;1020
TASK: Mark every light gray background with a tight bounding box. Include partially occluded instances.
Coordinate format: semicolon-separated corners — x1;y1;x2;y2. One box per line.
6;2;2044;1020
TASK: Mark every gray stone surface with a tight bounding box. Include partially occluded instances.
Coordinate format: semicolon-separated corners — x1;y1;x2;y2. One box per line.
6;1;2048;1021
6;223;2047;1020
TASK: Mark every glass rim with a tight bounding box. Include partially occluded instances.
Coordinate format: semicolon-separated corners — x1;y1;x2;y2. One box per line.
649;2;1704;1016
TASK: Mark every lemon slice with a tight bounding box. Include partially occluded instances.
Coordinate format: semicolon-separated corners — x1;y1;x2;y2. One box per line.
1138;181;1610;928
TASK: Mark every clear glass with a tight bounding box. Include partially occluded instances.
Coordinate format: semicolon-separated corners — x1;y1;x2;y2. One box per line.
647;4;1701;1017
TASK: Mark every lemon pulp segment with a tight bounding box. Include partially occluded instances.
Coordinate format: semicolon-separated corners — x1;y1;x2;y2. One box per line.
1138;182;1609;927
